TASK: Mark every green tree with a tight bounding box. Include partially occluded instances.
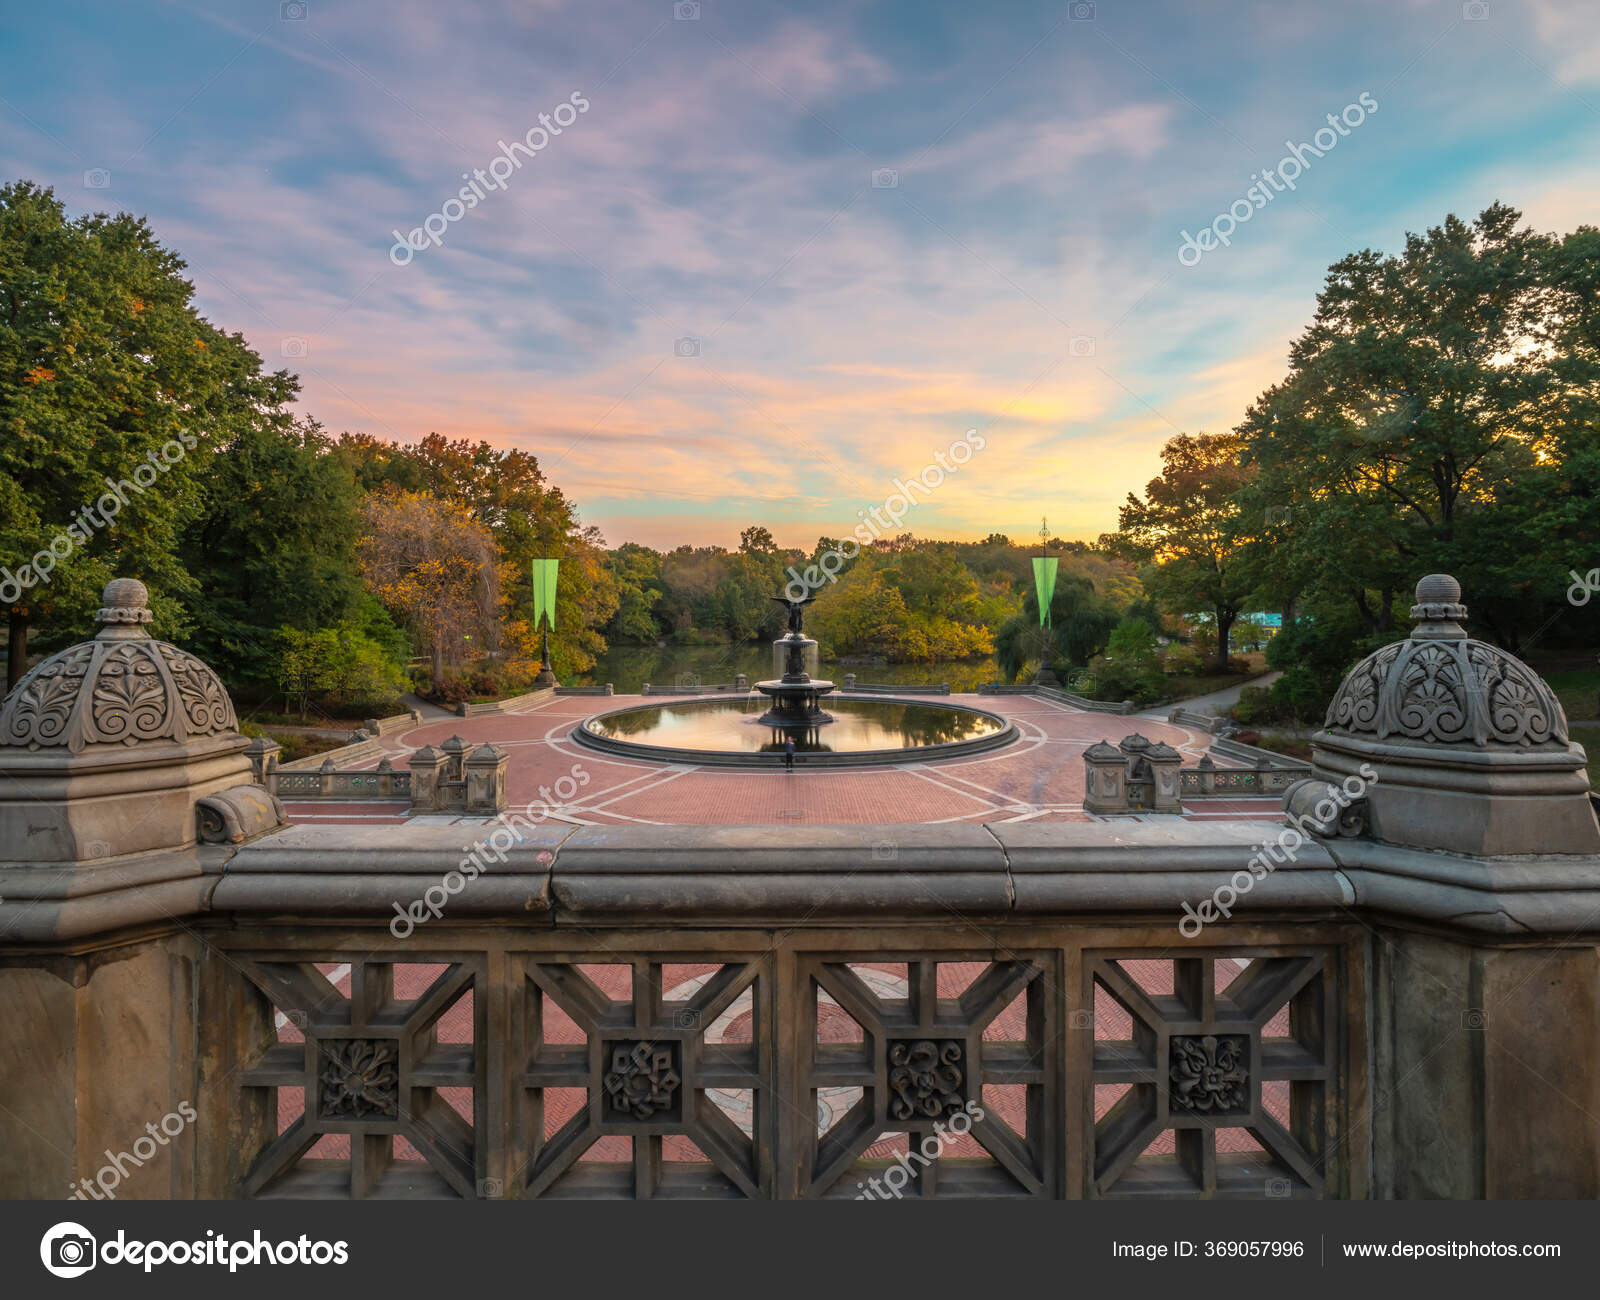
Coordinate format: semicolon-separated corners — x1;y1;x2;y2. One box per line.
183;418;365;687
1101;432;1254;667
0;180;295;687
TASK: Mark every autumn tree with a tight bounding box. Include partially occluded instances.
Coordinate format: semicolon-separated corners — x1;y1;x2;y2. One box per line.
357;491;500;681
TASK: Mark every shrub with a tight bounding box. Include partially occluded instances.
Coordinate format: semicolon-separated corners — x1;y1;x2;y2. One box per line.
1161;642;1204;676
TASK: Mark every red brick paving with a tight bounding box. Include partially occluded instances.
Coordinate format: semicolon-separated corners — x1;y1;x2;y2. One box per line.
282;694;1273;830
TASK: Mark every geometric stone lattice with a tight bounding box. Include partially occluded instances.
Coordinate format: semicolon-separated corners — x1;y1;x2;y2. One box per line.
522;959;765;1199
804;957;1053;1199
1088;951;1334;1199
235;957;481;1199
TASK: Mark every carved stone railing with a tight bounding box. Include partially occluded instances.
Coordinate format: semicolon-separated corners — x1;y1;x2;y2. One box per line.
272;762;412;800
9;818;1600;1201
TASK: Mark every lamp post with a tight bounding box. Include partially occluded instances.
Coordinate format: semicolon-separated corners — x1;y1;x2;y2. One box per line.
1032;517;1059;686
531;558;560;688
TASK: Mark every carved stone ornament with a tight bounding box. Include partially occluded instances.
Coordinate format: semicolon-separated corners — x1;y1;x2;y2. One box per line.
1169;1034;1249;1115
0;579;238;752
319;1039;400;1119
886;1038;966;1121
603;1041;682;1119
1324;575;1566;748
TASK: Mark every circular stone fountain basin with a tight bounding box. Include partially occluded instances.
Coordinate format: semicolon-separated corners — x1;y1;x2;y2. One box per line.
573;694;1017;766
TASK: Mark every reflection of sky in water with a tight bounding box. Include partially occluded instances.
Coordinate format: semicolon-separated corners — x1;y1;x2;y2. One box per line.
585;696;1006;754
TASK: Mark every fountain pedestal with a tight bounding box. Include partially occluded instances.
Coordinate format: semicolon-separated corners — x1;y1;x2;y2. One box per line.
756;632;835;726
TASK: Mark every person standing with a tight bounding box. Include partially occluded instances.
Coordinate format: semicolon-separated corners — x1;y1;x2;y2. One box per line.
784;736;796;773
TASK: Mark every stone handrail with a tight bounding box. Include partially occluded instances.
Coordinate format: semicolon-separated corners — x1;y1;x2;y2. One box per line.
455;687;556;716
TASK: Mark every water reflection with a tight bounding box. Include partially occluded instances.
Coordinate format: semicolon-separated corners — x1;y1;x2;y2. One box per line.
582;695;1007;754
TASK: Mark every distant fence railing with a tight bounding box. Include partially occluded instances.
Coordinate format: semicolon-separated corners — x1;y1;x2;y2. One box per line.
273;763;412;800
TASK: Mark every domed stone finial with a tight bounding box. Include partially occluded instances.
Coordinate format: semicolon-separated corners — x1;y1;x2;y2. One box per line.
1409;572;1467;641
96;578;154;636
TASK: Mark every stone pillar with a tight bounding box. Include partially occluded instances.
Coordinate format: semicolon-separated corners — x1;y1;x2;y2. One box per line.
465;742;509;814
1082;740;1129;814
1197;753;1216;795
843;673;857;690
440;735;469;785
408;744;447;813
375;756;395;798
244;735;281;796
318;756;337;796
1145;741;1183;812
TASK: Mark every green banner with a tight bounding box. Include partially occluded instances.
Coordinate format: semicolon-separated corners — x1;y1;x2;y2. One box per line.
531;558;560;630
1032;556;1058;627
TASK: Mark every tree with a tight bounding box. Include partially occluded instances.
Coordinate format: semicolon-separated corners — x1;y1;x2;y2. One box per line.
1101;432;1254;667
1233;204;1597;650
0;180;295;687
356;490;500;681
993;575;1118;681
183;418;365;687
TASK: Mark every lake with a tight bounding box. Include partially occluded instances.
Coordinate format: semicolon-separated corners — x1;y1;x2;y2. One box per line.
573;642;1002;693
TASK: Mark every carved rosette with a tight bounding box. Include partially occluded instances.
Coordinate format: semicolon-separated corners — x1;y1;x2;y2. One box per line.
318;1039;401;1119
886;1038;966;1120
1168;1034;1249;1115
603;1041;683;1120
0;581;238;752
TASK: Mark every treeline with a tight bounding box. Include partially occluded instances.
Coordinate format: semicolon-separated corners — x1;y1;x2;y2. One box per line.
0;180;617;714
1099;203;1600;721
603;530;1144;666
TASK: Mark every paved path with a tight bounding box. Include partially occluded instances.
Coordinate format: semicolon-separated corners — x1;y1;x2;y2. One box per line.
403;691;457;722
1139;671;1281;719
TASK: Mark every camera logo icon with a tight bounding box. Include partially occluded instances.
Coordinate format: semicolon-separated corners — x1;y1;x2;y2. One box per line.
1462;1;1488;19
674;336;700;358
83;168;111;190
871;841;898;862
1069;335;1096;358
41;1222;97;1278
675;671;701;689
1265;1177;1292;1198
1068;1008;1093;1030
476;1177;504;1198
674;1;700;19
281;1;309;19
1462;1008;1487;1030
871;168;898;188
280;336;309;359
673;1007;701;1030
1069;1;1096;18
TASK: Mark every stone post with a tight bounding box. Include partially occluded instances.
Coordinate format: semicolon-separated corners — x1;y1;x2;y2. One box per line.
844;673;857;690
465;742;509;814
1145;741;1183;812
440;735;469;786
408;744;447;813
1197;753;1216;796
318;757;337;797
244;735;281;796
376;756;395;798
1082;740;1129;814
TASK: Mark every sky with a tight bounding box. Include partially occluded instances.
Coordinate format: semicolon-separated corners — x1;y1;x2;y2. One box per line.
2;0;1597;551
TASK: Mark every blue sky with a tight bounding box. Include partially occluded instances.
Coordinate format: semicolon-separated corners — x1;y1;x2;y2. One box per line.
3;0;1596;549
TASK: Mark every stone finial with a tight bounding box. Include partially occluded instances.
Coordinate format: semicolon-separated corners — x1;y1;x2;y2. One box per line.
96;577;154;637
1409;573;1468;641
466;742;509;765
